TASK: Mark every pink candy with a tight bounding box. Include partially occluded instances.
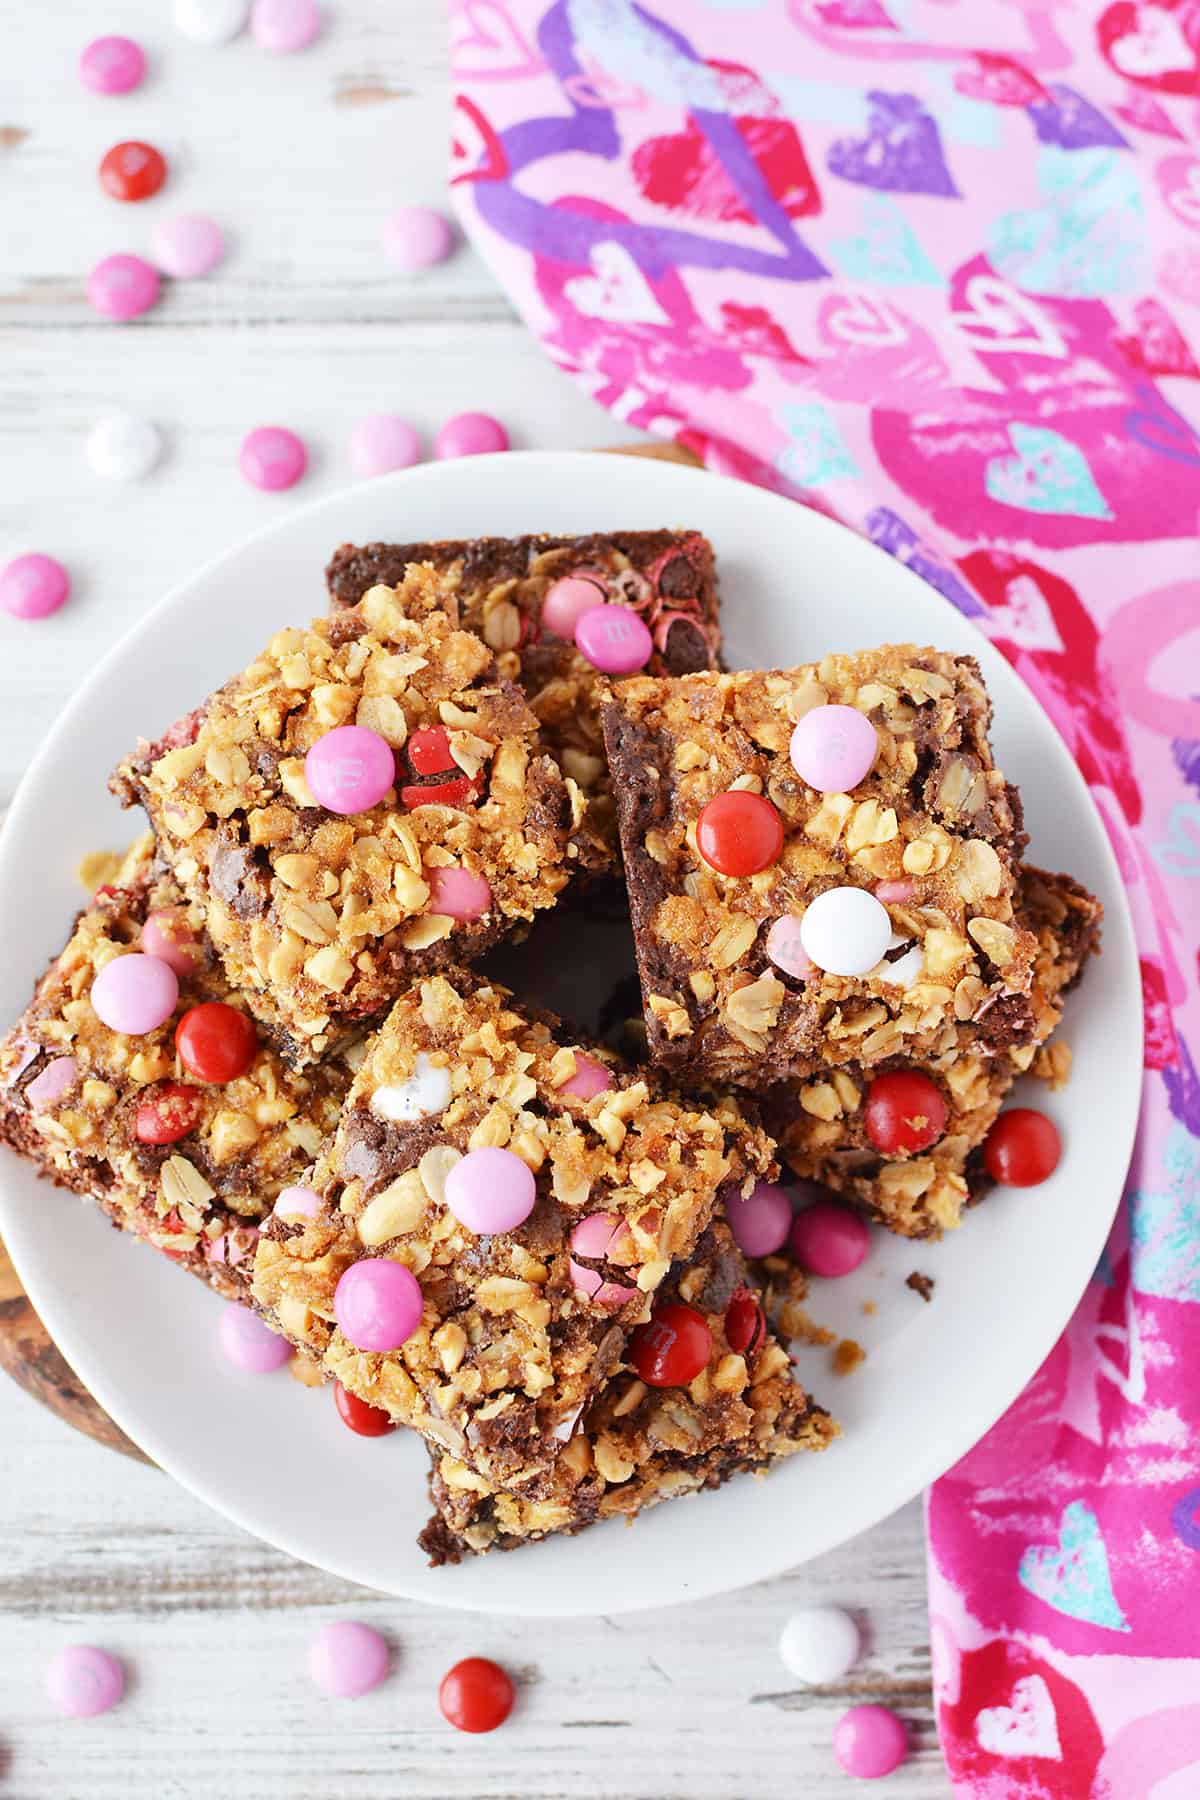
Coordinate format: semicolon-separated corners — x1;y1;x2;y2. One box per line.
80;36;146;94
218;1304;292;1372
874;878;914;904
90;953;179;1036
305;725;395;815
568;1213;637;1307
25;1056;79;1112
87;253;161;321
0;553;70;620
153;213;226;279
445;1147;536;1235
426;865;492;921
434;412;509;460
250;0;321;52
309;1621;389;1699
833;1705;908;1779
574;604;654;675
765;915;815;981
334;1259;423;1352
725;1179;792;1258
790;1198;870;1279
46;1645;124;1719
141;908;202;977
349;414;422;479
560;1053;613;1101
239;425;308;491
789;704;878;794
382;207;455;271
541;574;606;640
273;1184;322;1221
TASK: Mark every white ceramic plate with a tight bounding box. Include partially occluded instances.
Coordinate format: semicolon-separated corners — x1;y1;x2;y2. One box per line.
0;452;1141;1615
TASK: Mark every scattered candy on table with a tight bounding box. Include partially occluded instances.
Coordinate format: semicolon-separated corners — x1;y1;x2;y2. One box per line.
424;866;492;922
218;1303;292;1372
334;1258;423;1352
153;213;226;279
90;952;179;1035
438;1658;515;1734
790;1200;871;1279
175;1001;258;1083
250;0;322;53
983;1107;1061;1186
80;36;146;95
305;724;395;815
779;1606;861;1685
864;1070;947;1157
433;412;509;459
444;1146;537;1234
541;573;605;640
789;703;878;793
309;1622;389;1699
174;0;250;42
239;425;307;491
574;603;653;676
46;1645;124;1719
87;253;161;321
0;552;70;620
99;141;168;203
348;413;422;479
141;907;202;976
833;1704;908;1780
86;412;163;483
696;790;783;877
333;1381;396;1437
725;1179;793;1258
799;886;891;978
628;1301;713;1387
382;206;455;270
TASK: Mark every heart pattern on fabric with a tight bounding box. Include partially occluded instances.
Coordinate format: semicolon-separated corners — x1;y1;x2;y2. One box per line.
563;241;671;324
451;0;545;79
775;401;859;484
631;115;821;223
985;424;1112;518
1153;803;1200;878
954;53;1048;109
1028;84;1130;151
1158;154;1200;229
816;0;897;26
1113;88;1185;140
827;91;959;197
975;1675;1064;1759
828;195;940;285
951;274;1069;358
1018;1501;1131;1630
1100;3;1199;87
1115;296;1200;376
822;289;908;347
989;147;1144;297
450;94;509;184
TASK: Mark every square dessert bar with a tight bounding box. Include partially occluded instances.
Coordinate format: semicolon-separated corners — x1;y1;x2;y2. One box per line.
763;869;1101;1237
602;646;1039;1087
111;568;585;1068
251;969;775;1490
0;836;354;1301
325;531;722;863
418;1220;836;1562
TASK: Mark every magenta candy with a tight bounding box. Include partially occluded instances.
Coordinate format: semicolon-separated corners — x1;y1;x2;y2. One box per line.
87;253;161;321
789;704;878;794
541;574;606;640
765;914;814;981
25;1056;79;1112
250;0;321;51
80;36;146;94
218;1304;292;1372
46;1645;124;1719
790;1199;870;1279
141;909;201;976
833;1705;908;1779
382;206;455;270
574;604;653;676
0;553;70;620
560;1053;613;1101
305;725;395;815
334;1258;423;1352
153;212;226;278
434;412;509;460
725;1179;792;1258
239;425;307;491
426;865;492;921
90;953;179;1035
309;1621;389;1699
445;1146;537;1235
273;1184;322;1220
349;414;422;479
569;1213;636;1306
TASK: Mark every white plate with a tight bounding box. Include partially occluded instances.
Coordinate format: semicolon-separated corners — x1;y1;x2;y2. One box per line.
0;452;1142;1615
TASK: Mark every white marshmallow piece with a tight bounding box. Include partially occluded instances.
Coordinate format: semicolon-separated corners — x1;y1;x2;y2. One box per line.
86;413;163;483
870;933;925;990
173;0;250;42
799;887;891;978
779;1606;860;1685
370;1052;451;1124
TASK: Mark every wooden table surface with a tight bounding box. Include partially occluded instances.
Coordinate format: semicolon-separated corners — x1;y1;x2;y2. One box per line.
0;3;948;1793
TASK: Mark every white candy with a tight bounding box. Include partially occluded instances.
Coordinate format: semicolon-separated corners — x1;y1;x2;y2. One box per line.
871;933;925;990
371;1053;451;1124
799;887;891;978
173;0;250;43
86;413;163;483
779;1606;860;1685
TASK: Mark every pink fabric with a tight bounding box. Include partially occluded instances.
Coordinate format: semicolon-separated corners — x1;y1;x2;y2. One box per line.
450;1;1200;1788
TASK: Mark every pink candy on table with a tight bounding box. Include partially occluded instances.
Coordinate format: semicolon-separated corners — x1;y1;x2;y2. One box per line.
87;253;161;321
833;1704;908;1780
426;865;492;921
764;914;815;981
239;425;307;492
153;213;226;279
218;1303;292;1372
541;574;606;640
309;1621;389;1699
0;553;70;621
790;1196;870;1279
141;907;202;977
434;412;509;460
725;1179;792;1258
90;953;179;1035
46;1645;124;1719
348;414;422;479
574;604;653;676
305;725;395;815
250;0;321;52
560;1053;612;1101
382;207;455;270
445;1146;537;1235
789;704;878;794
334;1259;423;1353
568;1213;636;1307
25;1056;79;1112
80;36;146;94
273;1184;322;1221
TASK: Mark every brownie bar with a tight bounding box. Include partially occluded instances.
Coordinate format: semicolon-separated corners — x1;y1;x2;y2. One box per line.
326;532;721;865
418;1220;836;1561
111;568;585;1068
0;836;354;1300
602;647;1038;1087
763;869;1101;1236
251;969;775;1490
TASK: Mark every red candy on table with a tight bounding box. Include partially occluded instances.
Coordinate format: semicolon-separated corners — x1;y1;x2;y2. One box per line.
863;1070;948;1156
628;1301;713;1388
99;141;168;203
438;1658;515;1734
175;1002;257;1084
333;1381;396;1438
724;1289;766;1357
695;790;784;877
984;1107;1062;1186
134;1081;204;1145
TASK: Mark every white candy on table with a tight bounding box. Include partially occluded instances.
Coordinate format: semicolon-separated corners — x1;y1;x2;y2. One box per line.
779;1606;861;1685
86;413;163;483
173;0;250;43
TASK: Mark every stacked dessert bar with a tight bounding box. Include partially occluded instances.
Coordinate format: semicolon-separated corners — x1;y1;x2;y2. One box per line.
0;523;1099;1563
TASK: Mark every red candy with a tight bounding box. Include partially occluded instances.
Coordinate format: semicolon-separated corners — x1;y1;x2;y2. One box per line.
984;1107;1062;1187
864;1070;948;1156
696;791;783;877
400;773;479;810
134;1082;204;1146
333;1380;396;1438
400;728;481;808
407;727;456;775
99;140;167;203
628;1301;713;1388
175;1003;258;1085
724;1289;766;1358
439;1658;515;1734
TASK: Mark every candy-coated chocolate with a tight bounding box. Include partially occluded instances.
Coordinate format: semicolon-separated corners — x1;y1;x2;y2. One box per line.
218;1303;292;1372
305;724;395;815
724;1178;792;1258
439;1658;515;1734
348;413;422;478
80;36;146;94
864;1070;947;1156
174;0;250;41
559;1053;612;1100
871;934;924;990
984;1107;1061;1187
370;1052;452;1123
696;791;783;878
874;878;914;904
87;253;161;320
406;726;455;775
574;603;653;676
568;1212;637;1306
333;1258;423;1352
99;140;167;202
434;412;509;459
134;1081;203;1145
333;1381;396;1437
400;771;479;810
239;425;307;491
175;1001;258;1083
141;907;202;976
765;914;814;980
833;1704;908;1779
426;865;492;921
381;207;455;270
790;1201;870;1279
309;1622;389;1698
444;1146;537;1235
250;0;321;51
799;886;891;977
273;1184;322;1220
779;1606;860;1684
25;1056;78;1112
90;952;179;1035
0;552;70;620
46;1645;124;1719
153;212;226;278
628;1301;712;1387
724;1288;766;1356
789;703;877;793
541;574;606;640
86;412;162;482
